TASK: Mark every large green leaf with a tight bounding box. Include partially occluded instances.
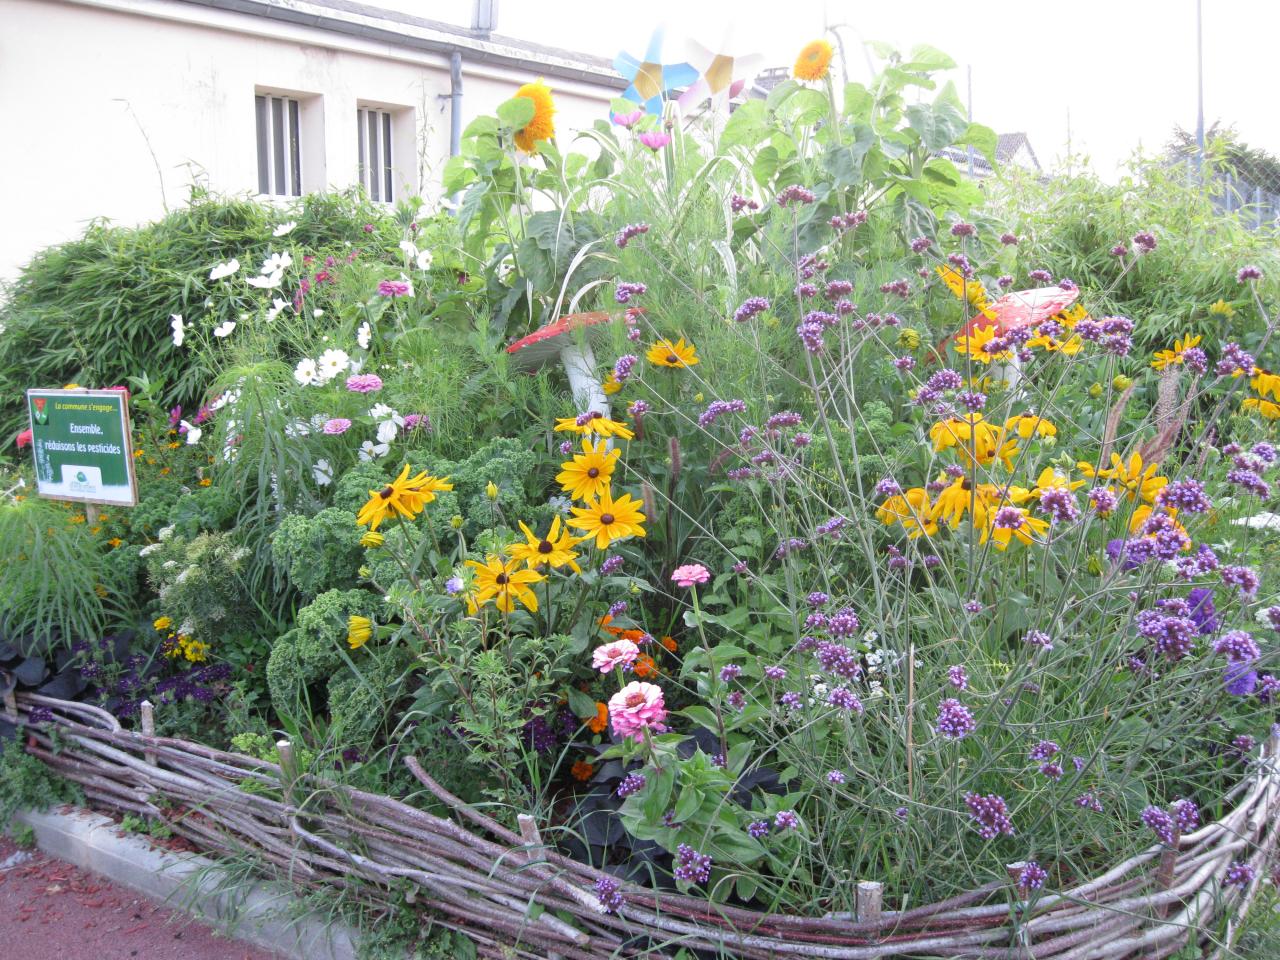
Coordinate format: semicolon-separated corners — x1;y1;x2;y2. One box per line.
956;122;998;167
718;100;769;151
496;95;535;130
905;101;969;153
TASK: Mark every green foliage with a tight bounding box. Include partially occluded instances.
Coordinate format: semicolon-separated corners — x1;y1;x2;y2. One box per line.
9;822;36;848
271;508;365;597
143;529;260;653
0;739;81;826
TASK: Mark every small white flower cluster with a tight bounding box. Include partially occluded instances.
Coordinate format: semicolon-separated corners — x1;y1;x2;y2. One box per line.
399;239;433;272
295;348;352;386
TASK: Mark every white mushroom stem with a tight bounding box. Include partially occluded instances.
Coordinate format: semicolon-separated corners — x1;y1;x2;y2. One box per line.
560;340;609;420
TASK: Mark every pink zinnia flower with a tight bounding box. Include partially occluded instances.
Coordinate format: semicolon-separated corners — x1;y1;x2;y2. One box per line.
671;563;710;588
377;279;412;298
608;681;667;739
323;418;352;435
592;639;639;674
345;373;383;394
638;131;671;151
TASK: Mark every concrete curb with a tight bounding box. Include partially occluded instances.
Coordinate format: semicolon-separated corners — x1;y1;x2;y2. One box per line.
14;806;360;960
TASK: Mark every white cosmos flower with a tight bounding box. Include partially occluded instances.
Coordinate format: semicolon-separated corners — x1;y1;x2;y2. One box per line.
273;221;297;237
180;420;202;445
316;348;351;383
261;251;292;274
415;248;433;271
294;358;319;386
284;419;310;439
170;314;185;347
312;458;334;486
267;298;288;321
209;259;240;280
212;319;236;338
1236;512;1280;531
246;271;283;289
398;239;419;259
357;321;372;350
358;440;390;462
368;402;397;420
376;419;399;444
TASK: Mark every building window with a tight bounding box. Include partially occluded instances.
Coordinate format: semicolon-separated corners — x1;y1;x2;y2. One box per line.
255;94;302;197
357;107;394;202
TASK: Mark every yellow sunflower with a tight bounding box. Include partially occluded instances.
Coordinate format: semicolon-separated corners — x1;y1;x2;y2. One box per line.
1077;452;1166;503
1008;467;1085;506
556;438;620;501
465;554;545;614
512;78;556;153
929;413;1003;462
509;516;584;573
646;338;699;368
955;324;1012;364
875;487;938;539
1026;331;1083;355
554;412;635;440
568;489;647;549
602;371;622;395
1151;333;1202;370
1004;414;1057;440
793;39;834;82
356;465;453;531
937;265;993;311
347;615;373;650
1250;368;1280;399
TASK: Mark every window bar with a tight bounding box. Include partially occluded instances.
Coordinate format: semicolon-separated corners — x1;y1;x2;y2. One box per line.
288;98;301;196
357;109;367;194
367;109;380;201
382;111;393;202
271;97;286;196
254;96;270;195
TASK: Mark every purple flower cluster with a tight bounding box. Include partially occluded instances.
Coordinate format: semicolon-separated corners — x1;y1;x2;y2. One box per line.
1024;629;1054;651
829;210;867;231
775;810;800;830
1076;792;1104;813
776;184;816;207
1141;805;1177;845
950;221;976;238
965;793;1015;840
595;875;624;912
1225;860;1256;888
734;296;770;323
1000;232;1019;245
1137;606;1198;662
1158;479;1212;513
910;236;933;253
616;772;647;797
774;537;809;559
747;819;771;838
1215;342;1256;377
936;698;976;739
816;642;862;680
1213;630;1260;663
674;844;713;884
698;399;747;428
1237;264;1263;282
825;279;854;300
1039;486;1080;523
600;555;624;576
827;687;864;714
613;354;638;383
614;281;647;304
1172;798;1200;833
730;193;759;214
1221;565;1260;597
948;665;968;690
614;222;649;248
1018;862;1048;890
880;278;911;297
1029;740;1060;761
1132;231;1157;254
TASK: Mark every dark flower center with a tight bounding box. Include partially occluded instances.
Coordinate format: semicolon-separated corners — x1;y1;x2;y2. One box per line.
666;354;679;364
961;478;972;491
379;485;395;499
495;573;509;585
590;411;603;420
538;540;553;554
587;467;600;478
601;513;615;525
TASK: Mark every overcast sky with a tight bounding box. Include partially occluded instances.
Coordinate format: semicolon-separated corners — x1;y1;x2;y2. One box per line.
398;0;1277;177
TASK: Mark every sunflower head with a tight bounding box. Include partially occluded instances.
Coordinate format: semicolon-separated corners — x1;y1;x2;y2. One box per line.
794;39;834;82
513;78;556;153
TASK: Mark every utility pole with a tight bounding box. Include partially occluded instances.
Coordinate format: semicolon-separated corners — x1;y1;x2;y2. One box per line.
966;65;974;178
1195;0;1205;176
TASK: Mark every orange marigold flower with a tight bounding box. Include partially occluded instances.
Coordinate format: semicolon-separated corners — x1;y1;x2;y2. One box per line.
586;702;608;734
570;759;595;781
660;635;677;653
633;654;658;678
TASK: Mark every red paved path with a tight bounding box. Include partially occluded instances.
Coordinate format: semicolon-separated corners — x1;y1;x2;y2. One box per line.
0;836;284;960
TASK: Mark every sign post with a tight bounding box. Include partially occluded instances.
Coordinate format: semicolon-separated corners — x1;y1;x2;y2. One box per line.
26;388;138;508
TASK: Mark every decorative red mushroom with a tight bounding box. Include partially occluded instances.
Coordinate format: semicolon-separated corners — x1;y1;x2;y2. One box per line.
956;285;1079;341
507;311;620;417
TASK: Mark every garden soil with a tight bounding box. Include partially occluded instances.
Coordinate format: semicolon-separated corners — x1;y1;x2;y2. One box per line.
0;836;283;960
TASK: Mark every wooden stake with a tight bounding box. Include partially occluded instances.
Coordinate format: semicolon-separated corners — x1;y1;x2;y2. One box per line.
277;739;297;806
517;813;542;847
140;699;156;766
855;881;882;927
85;502;99;527
1155;848;1178;918
2;688;16;723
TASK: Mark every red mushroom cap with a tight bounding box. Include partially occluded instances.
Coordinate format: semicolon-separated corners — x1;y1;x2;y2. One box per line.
507;310;633;371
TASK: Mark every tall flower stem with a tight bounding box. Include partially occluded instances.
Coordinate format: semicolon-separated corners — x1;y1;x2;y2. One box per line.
688;584;728;759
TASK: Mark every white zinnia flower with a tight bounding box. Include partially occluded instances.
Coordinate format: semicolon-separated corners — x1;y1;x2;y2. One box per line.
357;321;372;350
294;358;319;386
415;248;433;271
212;319;236;338
358;440;390;462
316;349;351;382
170;314;185;347
312;458;334;486
272;221;297;237
209;259;240;280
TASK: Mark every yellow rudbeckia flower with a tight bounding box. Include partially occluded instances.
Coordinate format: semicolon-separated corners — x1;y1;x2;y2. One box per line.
347;615;373;649
557;438;620;501
646;338;699;368
567;489;647;549
508;516;583;573
465;554;544;614
1151;333;1202;370
1077;452;1166;503
554;412;635;440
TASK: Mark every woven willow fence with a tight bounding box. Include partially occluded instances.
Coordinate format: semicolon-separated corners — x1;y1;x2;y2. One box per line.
9;691;1279;959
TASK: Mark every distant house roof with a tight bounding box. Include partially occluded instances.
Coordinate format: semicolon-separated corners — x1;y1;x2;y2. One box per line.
938;132;1041;178
178;0;627;88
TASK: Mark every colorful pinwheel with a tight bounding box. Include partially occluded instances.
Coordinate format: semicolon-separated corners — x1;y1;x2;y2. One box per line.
677;39;764;113
614;27;698;117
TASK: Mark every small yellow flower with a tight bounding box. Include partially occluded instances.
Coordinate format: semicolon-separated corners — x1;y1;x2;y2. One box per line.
199;478;212;487
554;413;635;440
360;531;385;548
1112;374;1133;391
646;338;699;369
793;39;834;82
1089;382;1104;398
347;615;373;649
1151;333;1202;370
108;537;124;548
486;480;499;500
1078;451;1166;503
153;616;173;631
602;371;621;395
1208;299;1235;319
168;441;181;450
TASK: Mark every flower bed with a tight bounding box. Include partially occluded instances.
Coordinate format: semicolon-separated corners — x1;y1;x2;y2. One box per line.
14;691;1280;960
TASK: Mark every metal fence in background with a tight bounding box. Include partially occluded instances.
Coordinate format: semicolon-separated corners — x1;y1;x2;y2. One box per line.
1184;158;1280;231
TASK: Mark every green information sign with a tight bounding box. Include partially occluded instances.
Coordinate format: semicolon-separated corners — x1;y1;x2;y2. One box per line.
27;388;138;506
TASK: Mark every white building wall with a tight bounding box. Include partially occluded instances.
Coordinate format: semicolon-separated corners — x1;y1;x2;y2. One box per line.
0;0;619;282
